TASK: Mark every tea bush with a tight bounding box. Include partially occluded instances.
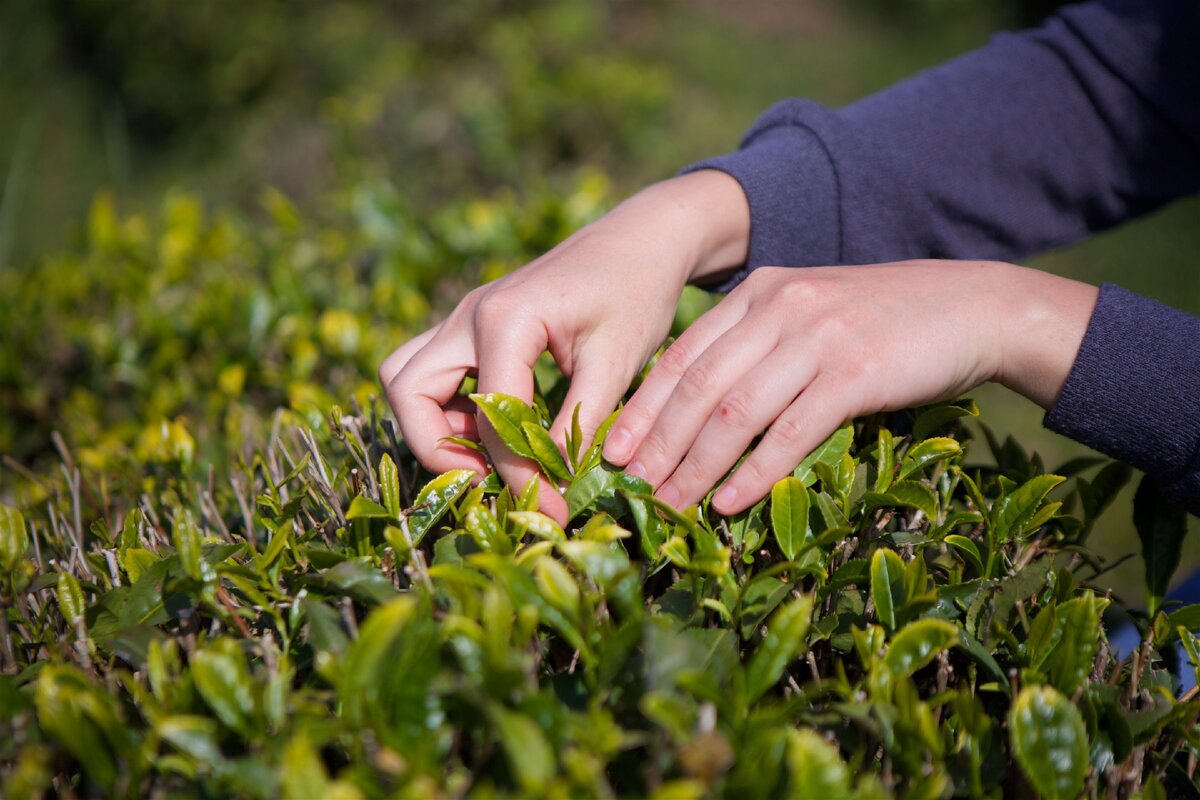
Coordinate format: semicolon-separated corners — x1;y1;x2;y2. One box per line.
3;375;1200;795
2;180;1198;797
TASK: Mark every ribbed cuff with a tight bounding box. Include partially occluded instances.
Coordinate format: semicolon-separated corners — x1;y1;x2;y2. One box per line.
1044;283;1200;514
680;103;841;293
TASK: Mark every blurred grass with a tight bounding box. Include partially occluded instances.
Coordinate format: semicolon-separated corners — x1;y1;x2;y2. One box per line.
1;0;1195;603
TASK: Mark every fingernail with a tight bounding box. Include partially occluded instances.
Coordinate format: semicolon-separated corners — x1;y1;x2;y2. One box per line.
714;485;738;510
626;461;647;480
605;427;631;458
658;485;680;508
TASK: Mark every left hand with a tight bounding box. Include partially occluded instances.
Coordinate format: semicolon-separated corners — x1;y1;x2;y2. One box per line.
601;260;1098;515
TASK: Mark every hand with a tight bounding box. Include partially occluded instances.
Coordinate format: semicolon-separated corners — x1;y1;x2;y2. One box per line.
379;171;751;524
601;260;1099;515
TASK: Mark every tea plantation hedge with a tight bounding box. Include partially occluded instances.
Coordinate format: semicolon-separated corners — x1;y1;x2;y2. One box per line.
1;186;1198;798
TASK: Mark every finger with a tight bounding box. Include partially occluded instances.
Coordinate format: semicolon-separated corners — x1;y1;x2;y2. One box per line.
473;309;569;524
387;326;489;476
603;294;748;465
548;342;636;458
620;317;779;490
378;323;442;389
656;348;817;508
444;396;479;439
710;375;848;515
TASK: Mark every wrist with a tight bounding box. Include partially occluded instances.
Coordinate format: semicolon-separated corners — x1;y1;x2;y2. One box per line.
611;170;751;286
995;266;1099;409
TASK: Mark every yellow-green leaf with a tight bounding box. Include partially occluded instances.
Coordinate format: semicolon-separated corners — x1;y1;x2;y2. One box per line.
490;706;555;795
898;437;961;480
470;392;539;459
506;510;566;542
1009;685;1088;800
746;595;814;702
409;470;474;543
378;454;401;518
793;424;853;487
520;421;572;482
56;572;86;624
882;618;958;678
0;504;28;573
786;728;853;799
770;476;810;562
870;548;905;632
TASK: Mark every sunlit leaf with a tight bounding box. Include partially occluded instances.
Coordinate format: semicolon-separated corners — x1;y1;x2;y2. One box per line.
1009;686;1088;800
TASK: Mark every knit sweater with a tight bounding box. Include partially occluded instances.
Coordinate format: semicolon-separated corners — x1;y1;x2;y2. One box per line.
684;0;1200;513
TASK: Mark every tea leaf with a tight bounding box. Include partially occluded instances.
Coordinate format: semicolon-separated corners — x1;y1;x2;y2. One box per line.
787;728;853;798
56;572;86;624
506;510;566;542
912;400;979;440
192;643;256;736
882;618;958;678
469;392;540;459
870;549;905;632
793;424;853;487
520;421;572;481
1134;475;1187;618
992;475;1064;542
378;454;402;518
746;595;813;702
770;476;810;561
1009;685;1088;800
897;437;960;480
408;469;474;543
1043;594;1104;695
490;705;555;794
863;480;937;521
0;504;28;573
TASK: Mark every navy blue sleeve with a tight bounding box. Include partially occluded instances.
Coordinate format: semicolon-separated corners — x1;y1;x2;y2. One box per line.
683;0;1200;512
1045;286;1200;515
685;0;1200;290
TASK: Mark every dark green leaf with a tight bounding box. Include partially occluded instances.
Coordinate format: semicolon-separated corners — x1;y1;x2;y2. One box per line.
1134;475;1187;618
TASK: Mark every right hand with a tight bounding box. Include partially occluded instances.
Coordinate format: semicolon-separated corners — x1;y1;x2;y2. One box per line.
379;171;751;524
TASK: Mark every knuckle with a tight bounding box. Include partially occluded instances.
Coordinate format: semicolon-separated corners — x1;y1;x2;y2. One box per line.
638;427;671;464
473;289;523;327
776;278;819;306
768;413;806;450
675;454;711;487
714;390;756;430
737;455;769;486
655;340;694;378
815;309;853;340
678;357;718;399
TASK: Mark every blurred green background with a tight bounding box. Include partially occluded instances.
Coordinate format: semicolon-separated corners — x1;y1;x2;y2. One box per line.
1;0;1196;603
